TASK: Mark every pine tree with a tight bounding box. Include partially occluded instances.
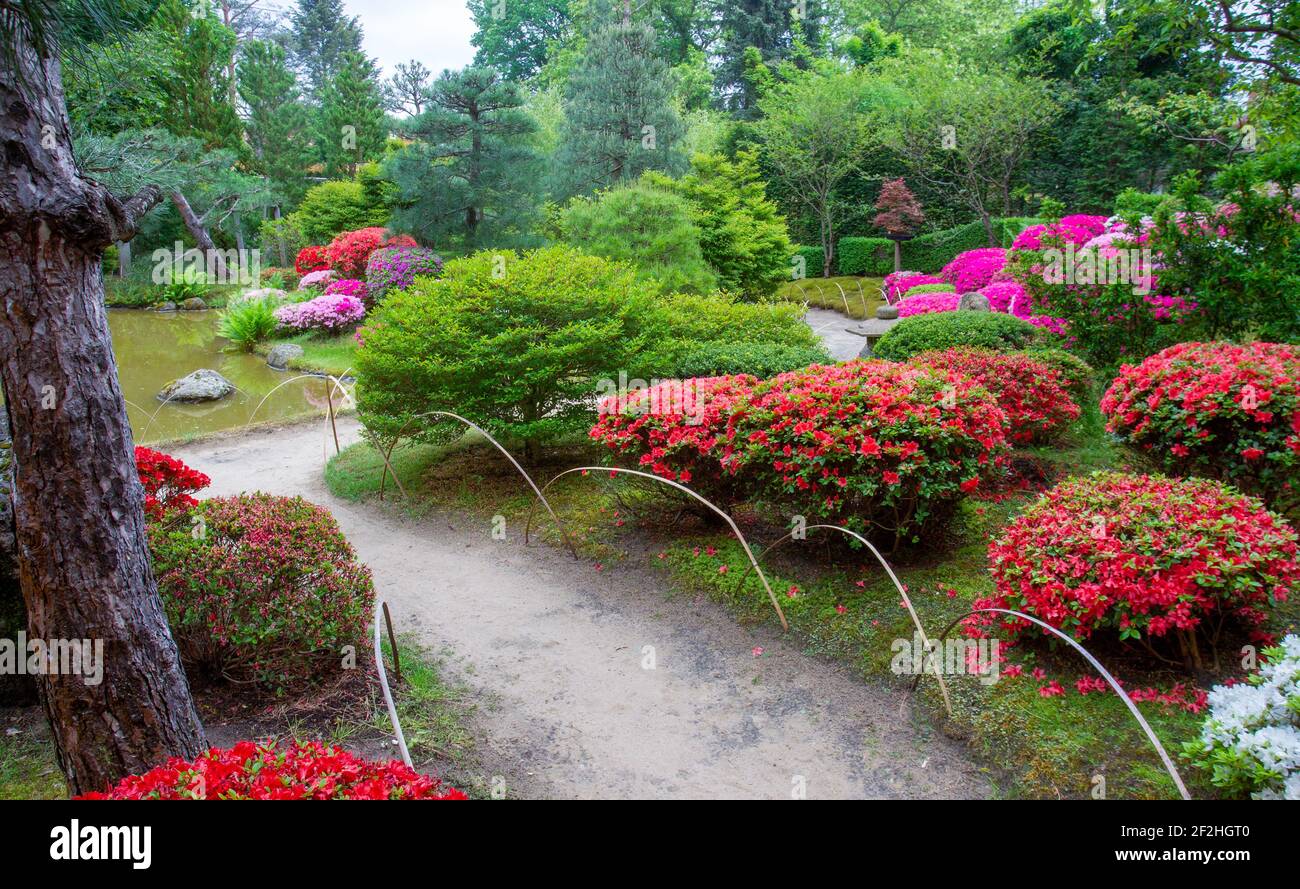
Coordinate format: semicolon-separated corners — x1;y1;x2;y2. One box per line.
384;60;433;116
554;1;686;197
318;51;387;178
289;0;364;101
156;0;244;151
387;67;541;250
238;40;313;209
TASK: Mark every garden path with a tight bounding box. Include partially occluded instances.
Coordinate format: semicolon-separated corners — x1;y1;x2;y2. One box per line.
173;418;990;799
803;307;867;360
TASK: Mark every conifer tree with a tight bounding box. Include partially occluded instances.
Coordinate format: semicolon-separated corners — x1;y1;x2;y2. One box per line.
318;50;387;178
289;0;365;101
387;67;540;249
238;40;313;209
553;0;685;197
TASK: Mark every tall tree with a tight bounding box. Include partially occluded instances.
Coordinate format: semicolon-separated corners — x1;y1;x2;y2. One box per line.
468;0;573;82
238;39;312;209
0;2;207;795
289;0;363;101
554;1;686;197
387;66;540;249
383;59;432;116
318;50;386;178
715;0;792;112
757;68;877;276
156;0;243;152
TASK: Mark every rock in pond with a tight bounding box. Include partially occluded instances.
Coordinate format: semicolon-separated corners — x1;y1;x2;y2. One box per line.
180;297;208;311
153;300;178;312
266;343;304;370
158;369;235;403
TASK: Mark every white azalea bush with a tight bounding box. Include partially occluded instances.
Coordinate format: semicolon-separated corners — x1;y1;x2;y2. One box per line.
1185;635;1300;800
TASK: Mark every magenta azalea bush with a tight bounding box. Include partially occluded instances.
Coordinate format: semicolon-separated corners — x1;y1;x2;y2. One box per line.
323;278;366;299
940;247;1007;293
978;280;1029;316
275;292;366;332
365;246;443;305
1010;214;1108;251
884;271;943;303
897;291;959;316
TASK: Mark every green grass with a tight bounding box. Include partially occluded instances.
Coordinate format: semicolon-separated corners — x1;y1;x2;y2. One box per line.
0;718;65;799
776;276;885;320
256;331;358;377
323;405;1300;799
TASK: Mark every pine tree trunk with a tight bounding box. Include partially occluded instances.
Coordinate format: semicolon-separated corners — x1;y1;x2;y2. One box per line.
0;27;206;796
170;190;226;279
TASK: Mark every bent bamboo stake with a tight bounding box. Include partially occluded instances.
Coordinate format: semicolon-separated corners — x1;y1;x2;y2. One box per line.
523;466;788;631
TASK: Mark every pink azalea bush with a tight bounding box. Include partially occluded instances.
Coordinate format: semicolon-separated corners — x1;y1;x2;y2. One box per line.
297;268;337;290
940;247;1007;293
978;280;1029;316
896;291;959;317
275;292;366;332
883;271;943;303
324;278;366;299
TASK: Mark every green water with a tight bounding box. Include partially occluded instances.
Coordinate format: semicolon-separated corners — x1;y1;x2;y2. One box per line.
109;309;348;444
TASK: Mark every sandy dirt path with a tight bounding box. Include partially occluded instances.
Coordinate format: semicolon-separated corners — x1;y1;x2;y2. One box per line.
172;416;990;800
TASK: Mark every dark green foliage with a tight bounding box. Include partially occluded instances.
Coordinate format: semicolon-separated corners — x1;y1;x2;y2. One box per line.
317;51;386;178
553;8;686;197
794;245;824;279
386;66;541;251
902;217;1040;272
836;236;895;276
238;40;313;210
289;0;365;100
873;311;1042;361
468;0;572;82
661;341;831;379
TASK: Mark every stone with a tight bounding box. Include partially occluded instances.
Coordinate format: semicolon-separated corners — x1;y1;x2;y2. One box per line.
958;292;991;312
875;304;899;320
153;301;177;312
180;297;207;311
266;343;305;370
158;369;235;403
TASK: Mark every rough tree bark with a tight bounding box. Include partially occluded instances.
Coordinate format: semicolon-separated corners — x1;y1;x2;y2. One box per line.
169;189;227;279
0;28;206;794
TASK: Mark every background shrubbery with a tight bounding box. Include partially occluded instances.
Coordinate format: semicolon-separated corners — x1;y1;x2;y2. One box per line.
872;311;1042;361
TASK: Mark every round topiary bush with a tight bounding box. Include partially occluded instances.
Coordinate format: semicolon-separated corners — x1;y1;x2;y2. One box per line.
149;494;375;686
1101;341;1300;510
590;374;757;502
726;360;1010;548
76;740;467;800
974;472;1300;664
909;347;1080;444
1023;347;1094;402
903;281;956;298
872;310;1042;361
364;245;443;305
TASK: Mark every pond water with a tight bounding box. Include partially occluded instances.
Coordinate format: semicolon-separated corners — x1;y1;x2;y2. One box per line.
109;309;349;444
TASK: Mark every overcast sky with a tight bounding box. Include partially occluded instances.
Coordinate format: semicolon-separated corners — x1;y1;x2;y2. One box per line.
344;0;478;78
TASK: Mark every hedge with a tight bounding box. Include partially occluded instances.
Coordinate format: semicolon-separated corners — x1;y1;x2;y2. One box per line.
836;236;896;276
901;217;1040;273
793;245;825;279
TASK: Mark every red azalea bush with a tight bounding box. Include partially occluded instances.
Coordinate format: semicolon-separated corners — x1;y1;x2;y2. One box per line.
76;740;467;800
295;245;329;276
589;374;757;502
326;228;416;278
1101;341;1300;510
909;348;1080;444
135;447;210;520
725;360;1009;547
148;493;374;686
973;472;1299;664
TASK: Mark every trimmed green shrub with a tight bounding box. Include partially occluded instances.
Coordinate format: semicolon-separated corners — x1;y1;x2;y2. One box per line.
149;494;375;687
873;311;1042;361
793;245;824;279
355;246;658;459
1024;347;1094;401
660;340;830;378
559;181;717;294
836;236;895;277
902;282;955;297
902;217;1040;272
643;291;821;352
292;180;389;245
